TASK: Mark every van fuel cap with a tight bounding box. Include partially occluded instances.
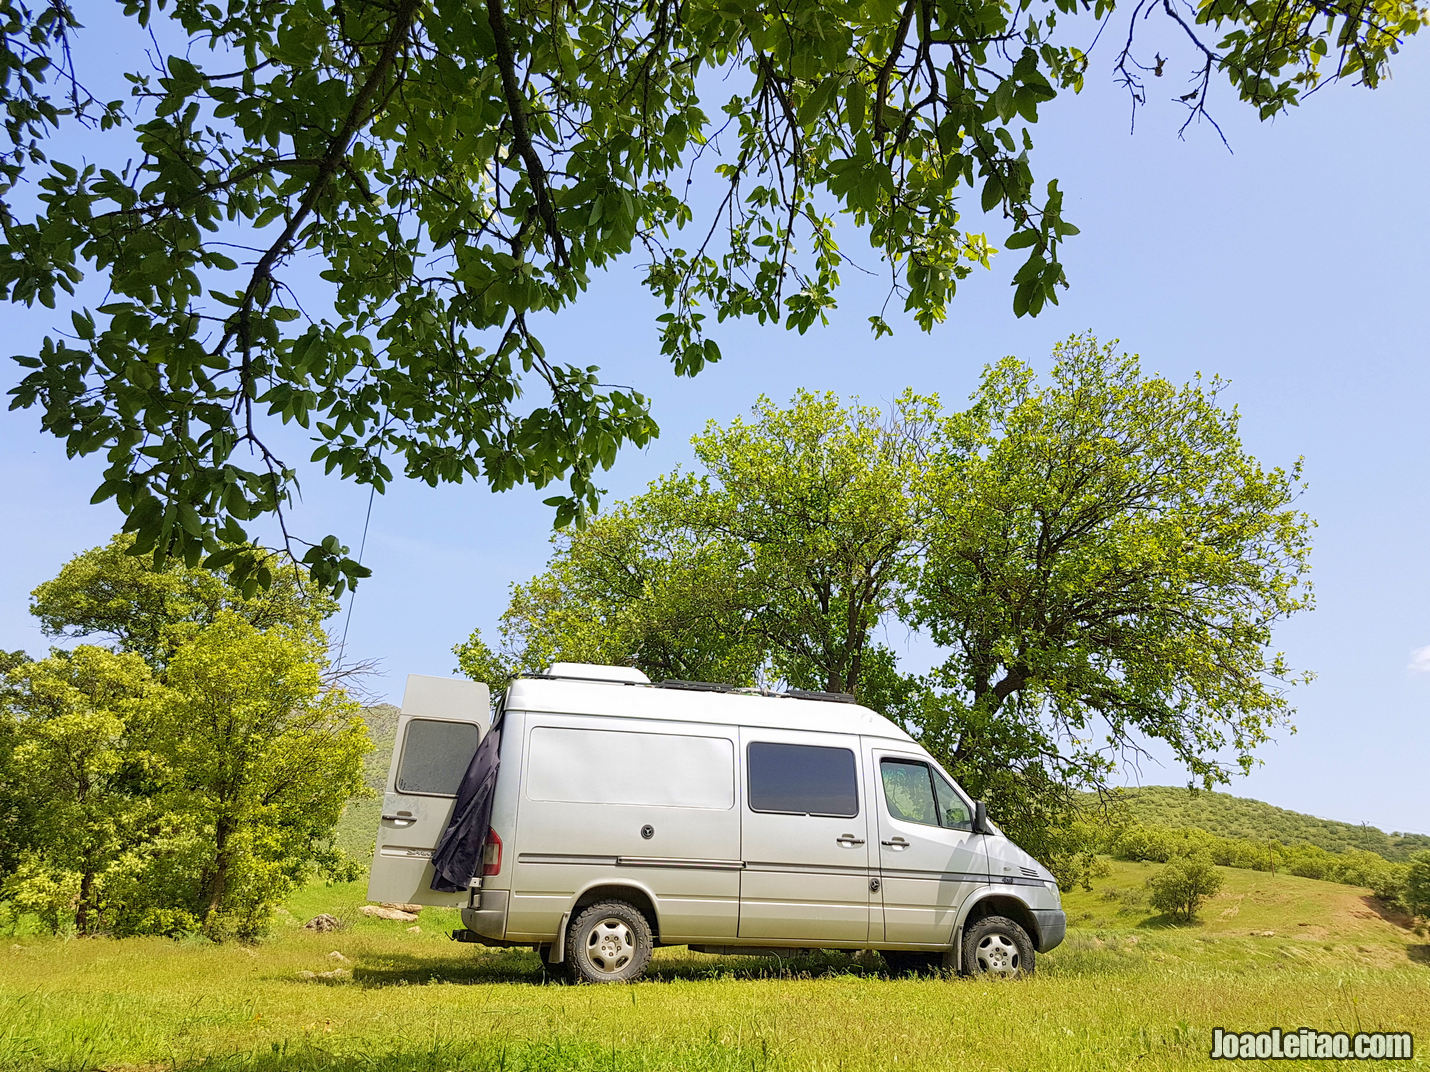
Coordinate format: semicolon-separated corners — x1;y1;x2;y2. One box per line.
640;824;655;840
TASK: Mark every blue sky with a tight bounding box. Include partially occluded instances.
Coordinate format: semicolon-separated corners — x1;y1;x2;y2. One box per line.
2;11;1426;834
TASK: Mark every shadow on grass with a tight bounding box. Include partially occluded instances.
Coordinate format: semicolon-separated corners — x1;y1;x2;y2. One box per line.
1361;895;1415;931
1134;913;1202;930
1408;944;1429;966
339;948;878;988
151;1037;764;1072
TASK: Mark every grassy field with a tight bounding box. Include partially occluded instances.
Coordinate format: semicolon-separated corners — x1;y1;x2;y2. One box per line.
2;861;1426;1071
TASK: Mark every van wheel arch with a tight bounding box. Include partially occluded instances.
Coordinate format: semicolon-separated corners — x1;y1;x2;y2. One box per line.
569;883;660;942
955;894;1039;970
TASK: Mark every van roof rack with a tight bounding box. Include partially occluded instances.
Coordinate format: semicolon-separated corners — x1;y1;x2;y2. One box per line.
655;679;737;693
784;688;857;704
520;669;858;705
655;679;857;704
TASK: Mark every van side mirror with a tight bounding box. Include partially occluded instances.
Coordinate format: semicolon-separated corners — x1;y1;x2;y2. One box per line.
972;800;991;836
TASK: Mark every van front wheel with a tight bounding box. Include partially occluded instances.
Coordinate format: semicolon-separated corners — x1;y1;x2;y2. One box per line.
961;916;1035;978
565;901;654;984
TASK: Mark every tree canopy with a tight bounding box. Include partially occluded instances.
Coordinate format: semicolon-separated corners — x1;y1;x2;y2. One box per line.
0;540;368;938
457;334;1315;876
2;0;1416;589
30;532;337;664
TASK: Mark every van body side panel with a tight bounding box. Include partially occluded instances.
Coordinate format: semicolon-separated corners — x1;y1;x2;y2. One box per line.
870;744;989;948
736;727;873;943
504;714;741;942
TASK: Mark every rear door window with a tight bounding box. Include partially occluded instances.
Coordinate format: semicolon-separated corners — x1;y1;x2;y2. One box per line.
746;741;858;817
396;718;482;795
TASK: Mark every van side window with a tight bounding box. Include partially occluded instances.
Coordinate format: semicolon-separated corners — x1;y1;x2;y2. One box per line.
396;718;482;795
934;773;972;830
880;759;939;825
747;742;859;818
881;759;973;831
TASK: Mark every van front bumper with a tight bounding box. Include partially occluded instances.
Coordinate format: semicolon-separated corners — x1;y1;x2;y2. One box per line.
1032;908;1066;952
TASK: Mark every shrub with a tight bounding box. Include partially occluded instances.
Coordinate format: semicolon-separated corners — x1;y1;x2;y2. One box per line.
1146;854;1224;922
1370;866;1407;910
1406;852;1430;919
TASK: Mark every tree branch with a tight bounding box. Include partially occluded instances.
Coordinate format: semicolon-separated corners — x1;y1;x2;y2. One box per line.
486;0;570;268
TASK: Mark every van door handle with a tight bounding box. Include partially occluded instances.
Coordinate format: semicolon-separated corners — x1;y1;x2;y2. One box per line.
881;837;909;849
835;834;866;847
382;811;416;826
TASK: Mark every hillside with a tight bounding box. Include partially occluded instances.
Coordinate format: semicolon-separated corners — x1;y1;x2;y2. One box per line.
1104;786;1429;862
332;703;399;861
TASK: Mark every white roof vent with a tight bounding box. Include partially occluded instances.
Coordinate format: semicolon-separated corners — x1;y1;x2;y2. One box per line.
545;662;650;684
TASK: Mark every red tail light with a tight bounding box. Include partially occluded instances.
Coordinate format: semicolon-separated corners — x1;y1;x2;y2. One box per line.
482;829;502;876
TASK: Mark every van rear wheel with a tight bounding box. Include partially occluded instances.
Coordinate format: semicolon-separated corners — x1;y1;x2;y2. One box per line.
961;916;1035;978
565;900;654;984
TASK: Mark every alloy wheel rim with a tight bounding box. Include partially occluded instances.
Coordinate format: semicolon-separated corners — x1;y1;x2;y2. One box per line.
586;918;635;974
975;933;1021;976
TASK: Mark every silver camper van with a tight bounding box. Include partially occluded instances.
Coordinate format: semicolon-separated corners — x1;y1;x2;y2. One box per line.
368;663;1065;983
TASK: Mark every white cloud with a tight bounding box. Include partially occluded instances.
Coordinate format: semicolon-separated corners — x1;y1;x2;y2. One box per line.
1408;646;1430;674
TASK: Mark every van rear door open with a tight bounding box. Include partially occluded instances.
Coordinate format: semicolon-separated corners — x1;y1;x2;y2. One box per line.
367;675;490;906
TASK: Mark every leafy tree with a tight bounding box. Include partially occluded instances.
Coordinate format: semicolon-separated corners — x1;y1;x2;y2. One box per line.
2;548;368;938
1407;851;1430;919
30;534;337;665
0;647;160;934
148;612;369;938
456;389;934;705
458;337;1314;878
680;390;934;699
0;649;32;884
456;488;766;689
912;335;1312;861
2;2;1417;590
1146;852;1224;922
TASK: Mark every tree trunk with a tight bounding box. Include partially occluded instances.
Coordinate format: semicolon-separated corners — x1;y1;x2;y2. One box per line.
75;869;95;935
202;813;235;922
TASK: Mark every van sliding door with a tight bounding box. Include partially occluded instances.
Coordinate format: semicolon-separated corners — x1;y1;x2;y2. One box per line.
737;729;875;943
367;675;490;907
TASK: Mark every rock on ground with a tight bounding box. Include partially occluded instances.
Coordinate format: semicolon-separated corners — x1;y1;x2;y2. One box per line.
298;968;352;981
303;914;343;932
360;904;419;922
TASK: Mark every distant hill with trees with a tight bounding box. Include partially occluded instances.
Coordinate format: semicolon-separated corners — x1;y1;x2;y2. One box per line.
1104;786;1429;863
333;704;400;862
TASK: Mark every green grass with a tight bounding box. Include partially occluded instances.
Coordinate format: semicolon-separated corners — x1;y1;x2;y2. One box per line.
3;860;1426;1071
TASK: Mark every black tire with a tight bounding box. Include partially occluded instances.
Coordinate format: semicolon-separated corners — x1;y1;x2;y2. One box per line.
881;950;945;976
564;900;654;984
961;915;1035;978
537;944;570;981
